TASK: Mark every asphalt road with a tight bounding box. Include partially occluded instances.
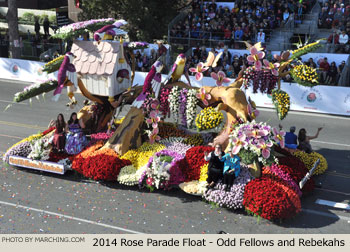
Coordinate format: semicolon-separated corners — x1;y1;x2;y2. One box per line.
0;79;349;234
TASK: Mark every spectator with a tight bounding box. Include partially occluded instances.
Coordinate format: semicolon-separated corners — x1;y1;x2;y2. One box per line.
282;9;290;26
325;61;338;85
256;28;265;43
336;60;346;85
43;17;50;37
319;57;330;83
327;30;340;52
305;58;317;68
34;18;40;35
337;30;349;52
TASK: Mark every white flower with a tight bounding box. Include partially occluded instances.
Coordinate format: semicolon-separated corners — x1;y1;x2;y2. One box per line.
186;89;197;128
169;86;180;123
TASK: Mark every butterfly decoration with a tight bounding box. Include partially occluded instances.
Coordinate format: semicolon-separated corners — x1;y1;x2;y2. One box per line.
203;51;223;68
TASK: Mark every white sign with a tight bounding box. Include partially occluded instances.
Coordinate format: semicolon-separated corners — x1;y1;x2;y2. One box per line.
9;155;65;175
0;57;57;83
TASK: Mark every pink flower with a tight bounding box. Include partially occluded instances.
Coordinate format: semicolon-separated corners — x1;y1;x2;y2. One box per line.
247;47;265;70
146;111;160;129
210;71;230;86
151;100;160;110
273;127;286;148
245;128;268;139
247;104;260;119
263;59;280;76
257;139;273;159
196;87;211;106
189;62;209;81
231;134;248;154
149;128;161;144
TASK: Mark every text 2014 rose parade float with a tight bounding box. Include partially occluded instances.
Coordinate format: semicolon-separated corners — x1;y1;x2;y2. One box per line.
4;19;328;221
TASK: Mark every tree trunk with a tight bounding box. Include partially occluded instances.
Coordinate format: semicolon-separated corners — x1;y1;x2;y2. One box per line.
6;0;21;59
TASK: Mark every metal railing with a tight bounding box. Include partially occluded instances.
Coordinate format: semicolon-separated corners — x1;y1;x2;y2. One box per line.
19;41;62;61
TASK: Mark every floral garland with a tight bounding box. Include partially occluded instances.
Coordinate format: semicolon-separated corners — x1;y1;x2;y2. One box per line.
195;107;224;131
293;151;328;175
179;146;214;182
169;86;180;123
203;165;253;209
243;176;301;220
14;79;58;103
262;164;302;197
186;89;198;128
48;152;73;163
271;89;290;120
159;87;171;118
52;18;115;40
179;88;188;127
42;55;64;74
121;143;165;170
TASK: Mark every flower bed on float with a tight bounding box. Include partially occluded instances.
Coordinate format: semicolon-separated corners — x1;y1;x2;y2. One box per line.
4;109;327;221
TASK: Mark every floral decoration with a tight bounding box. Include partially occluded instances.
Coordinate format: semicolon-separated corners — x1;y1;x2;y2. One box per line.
14;79;58;103
179;88;188;127
271;89;290;120
247;47;265;70
195;107;224;131
179;146;214;182
262;164;302;197
189;62;209;81
203;165;253;209
196;87;211;106
185;89;198;128
293;151;328;175
291;64;318;87
210;71;230;86
243;176;301;220
159;87;172;118
229;121;281;165
169;86;180;123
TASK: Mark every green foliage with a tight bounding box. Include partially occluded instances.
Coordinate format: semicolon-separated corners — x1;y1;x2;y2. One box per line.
22;12;36;23
238;148;257;165
159;155;174;163
78;0;189;41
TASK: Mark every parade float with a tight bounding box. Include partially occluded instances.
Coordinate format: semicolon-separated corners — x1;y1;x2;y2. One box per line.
3;18;328;221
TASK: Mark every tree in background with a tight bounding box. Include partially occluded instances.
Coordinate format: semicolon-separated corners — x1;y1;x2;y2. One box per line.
78;0;189;41
6;0;21;59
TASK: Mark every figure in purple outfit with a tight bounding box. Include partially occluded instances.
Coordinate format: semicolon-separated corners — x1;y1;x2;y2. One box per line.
131;60;164;108
65;112;88;155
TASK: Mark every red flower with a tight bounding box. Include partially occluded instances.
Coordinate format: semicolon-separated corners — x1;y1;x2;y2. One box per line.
179;146;214;182
42;126;56;136
243;176;301;220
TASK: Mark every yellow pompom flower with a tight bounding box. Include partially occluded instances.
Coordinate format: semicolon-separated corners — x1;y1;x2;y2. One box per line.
293;151;328;175
199;163;209;182
195;107;224;131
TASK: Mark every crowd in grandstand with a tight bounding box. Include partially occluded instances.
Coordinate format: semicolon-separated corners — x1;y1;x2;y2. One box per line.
187;44;345;86
170;0;315;48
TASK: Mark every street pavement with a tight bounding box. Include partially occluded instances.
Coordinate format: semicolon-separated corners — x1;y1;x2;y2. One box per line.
0;79;349;234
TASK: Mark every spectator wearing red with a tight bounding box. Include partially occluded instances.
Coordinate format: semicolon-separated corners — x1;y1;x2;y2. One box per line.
319;58;330;84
